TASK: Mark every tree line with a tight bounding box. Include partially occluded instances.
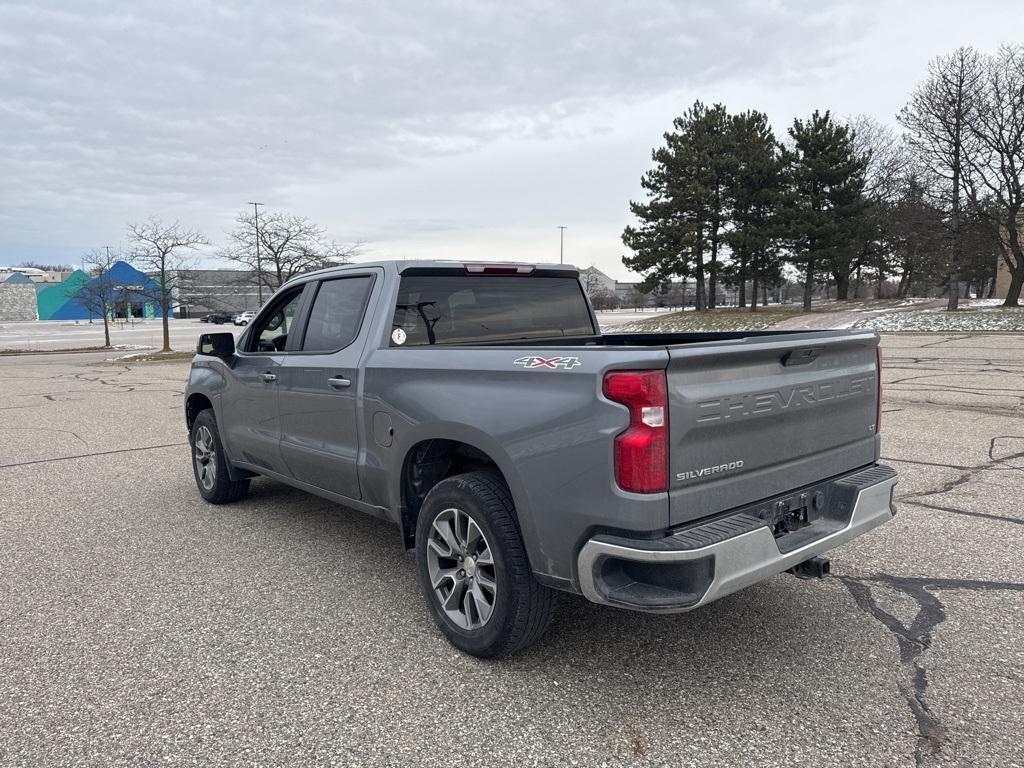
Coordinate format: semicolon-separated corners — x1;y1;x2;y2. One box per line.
56;211;357;352
622;44;1024;311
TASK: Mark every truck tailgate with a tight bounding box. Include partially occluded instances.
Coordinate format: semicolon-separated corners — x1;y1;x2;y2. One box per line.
666;330;880;526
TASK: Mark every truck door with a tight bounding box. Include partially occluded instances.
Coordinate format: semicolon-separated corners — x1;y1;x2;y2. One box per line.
220;284;309;475
277;273;377;500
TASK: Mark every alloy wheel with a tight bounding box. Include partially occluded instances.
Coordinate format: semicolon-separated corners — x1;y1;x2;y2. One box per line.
193;425;217;491
426;507;497;630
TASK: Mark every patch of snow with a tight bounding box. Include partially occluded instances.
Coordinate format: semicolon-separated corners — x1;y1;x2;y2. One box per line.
962;298;1006;307
855;307;1024;332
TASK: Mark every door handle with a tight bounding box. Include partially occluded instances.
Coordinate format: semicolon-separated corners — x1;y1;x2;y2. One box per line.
259;372;277;383
327;376;352;389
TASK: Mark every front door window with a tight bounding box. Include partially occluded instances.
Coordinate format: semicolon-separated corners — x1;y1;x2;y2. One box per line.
249;288;304;352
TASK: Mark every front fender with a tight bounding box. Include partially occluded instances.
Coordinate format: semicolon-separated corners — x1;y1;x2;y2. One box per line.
186;359;245;478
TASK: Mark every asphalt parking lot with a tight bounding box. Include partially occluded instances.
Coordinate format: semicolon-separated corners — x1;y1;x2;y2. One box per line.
0;318;241;353
1;334;1022;767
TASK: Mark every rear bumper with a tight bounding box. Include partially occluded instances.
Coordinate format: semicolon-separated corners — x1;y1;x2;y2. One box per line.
577;464;897;613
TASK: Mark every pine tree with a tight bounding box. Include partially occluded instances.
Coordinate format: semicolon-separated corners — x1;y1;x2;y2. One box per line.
781;111;869;308
888;175;945;297
687;104;733;308
724;110;785;311
623;102;732;311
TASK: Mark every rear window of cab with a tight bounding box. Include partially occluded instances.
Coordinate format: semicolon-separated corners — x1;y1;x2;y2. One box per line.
391;275;596;346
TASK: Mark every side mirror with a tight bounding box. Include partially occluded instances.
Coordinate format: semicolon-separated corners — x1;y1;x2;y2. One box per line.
264;311;284;332
197;332;235;358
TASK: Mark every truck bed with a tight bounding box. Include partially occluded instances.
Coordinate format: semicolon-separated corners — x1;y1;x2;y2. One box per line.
390;326;882;529
468;329;865;347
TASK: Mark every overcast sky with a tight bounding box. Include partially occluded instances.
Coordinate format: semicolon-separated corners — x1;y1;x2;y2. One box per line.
0;1;1011;279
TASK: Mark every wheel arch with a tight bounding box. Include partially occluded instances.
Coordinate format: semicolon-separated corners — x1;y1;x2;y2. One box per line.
395;432;539;570
185;388;253;482
185;392;214;430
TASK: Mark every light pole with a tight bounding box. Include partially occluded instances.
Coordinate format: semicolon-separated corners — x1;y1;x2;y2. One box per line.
558;225;567;264
248;201;264;303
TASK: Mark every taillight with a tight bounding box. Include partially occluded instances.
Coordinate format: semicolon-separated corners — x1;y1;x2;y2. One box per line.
602;370;668;493
875;346;882;433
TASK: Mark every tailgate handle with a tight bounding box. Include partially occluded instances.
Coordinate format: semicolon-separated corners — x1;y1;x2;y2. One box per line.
782;347;822;366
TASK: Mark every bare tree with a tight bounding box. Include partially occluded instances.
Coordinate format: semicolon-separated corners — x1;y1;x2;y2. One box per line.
963;44;1024;306
899;47;984;310
127;218;208;352
626;286;649;311
589;287;619;310
221;210;359;297
848;115;913;297
72;248;120;347
580;266;606;297
661;281;686;310
850;115;913;203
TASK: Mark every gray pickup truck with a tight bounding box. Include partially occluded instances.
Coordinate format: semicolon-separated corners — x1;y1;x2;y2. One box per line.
186;260;896;657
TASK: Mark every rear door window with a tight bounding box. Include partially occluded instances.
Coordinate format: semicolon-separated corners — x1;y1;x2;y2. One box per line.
392;275;595;345
301;276;374;352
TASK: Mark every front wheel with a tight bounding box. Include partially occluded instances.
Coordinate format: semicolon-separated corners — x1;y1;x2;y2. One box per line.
415;471;556;657
189;409;250;504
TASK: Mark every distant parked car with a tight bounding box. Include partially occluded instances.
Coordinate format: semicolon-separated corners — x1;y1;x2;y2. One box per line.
234;310;257;326
201;312;234;325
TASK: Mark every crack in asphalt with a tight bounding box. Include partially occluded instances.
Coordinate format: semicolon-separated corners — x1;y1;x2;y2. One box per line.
987;436;1024;465
903;471;974;501
883;354;1024;369
0;426;88;447
840;573;1024;767
0;442;188;470
888;438;1024;526
902;499;1024;526
882;456;1016;473
886;368;1024;391
919;335;974;348
883;397;1023;418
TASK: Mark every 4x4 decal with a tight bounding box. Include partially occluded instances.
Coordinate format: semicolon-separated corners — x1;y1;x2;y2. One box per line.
513;356;581;370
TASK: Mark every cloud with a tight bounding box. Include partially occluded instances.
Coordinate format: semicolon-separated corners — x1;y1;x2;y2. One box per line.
0;2;864;227
0;0;1008;276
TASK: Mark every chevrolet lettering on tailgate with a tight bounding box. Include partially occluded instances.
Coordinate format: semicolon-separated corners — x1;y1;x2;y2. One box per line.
695;374;875;423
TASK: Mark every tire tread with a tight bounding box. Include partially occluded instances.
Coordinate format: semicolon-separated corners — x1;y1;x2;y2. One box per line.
469;471;556;656
417;470;556;657
191;409;250;504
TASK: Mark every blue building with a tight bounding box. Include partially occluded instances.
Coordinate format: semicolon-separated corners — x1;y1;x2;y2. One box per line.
41;261;168;320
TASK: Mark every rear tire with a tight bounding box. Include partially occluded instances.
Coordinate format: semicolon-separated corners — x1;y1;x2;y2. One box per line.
415;470;556;657
189;409;250;504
